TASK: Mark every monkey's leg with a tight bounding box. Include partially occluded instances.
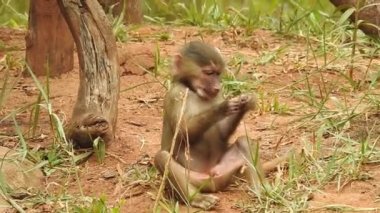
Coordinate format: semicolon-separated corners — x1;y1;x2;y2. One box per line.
207;136;267;193
208;145;247;191
154;150;219;210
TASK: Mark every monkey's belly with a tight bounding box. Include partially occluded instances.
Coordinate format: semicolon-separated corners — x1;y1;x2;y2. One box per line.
177;145;224;174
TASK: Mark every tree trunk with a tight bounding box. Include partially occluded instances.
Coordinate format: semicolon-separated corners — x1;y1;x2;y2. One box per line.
330;0;380;37
125;0;143;24
25;0;74;77
58;0;120;148
98;0;143;24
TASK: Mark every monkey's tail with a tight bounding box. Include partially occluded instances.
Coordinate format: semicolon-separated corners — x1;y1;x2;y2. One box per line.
262;148;303;174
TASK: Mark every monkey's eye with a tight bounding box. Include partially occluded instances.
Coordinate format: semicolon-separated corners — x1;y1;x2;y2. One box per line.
203;69;215;75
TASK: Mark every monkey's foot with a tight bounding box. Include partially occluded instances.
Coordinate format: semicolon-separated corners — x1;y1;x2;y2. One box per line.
190;193;219;210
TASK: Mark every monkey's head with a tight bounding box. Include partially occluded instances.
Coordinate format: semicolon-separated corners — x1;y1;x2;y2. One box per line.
173;41;225;100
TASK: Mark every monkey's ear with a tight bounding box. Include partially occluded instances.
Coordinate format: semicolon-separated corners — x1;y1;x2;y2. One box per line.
173;54;183;73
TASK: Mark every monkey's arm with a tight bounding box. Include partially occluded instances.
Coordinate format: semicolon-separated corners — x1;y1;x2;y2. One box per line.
219;94;257;140
165;84;230;141
183;101;229;140
164;96;227;146
219;112;246;140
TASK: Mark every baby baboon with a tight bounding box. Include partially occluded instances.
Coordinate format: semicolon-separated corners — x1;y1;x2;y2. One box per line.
155;41;286;210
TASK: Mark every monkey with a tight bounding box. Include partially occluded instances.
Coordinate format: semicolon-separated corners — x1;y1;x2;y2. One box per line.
154;41;289;210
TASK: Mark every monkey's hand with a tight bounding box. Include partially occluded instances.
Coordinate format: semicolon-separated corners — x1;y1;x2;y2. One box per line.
226;94;257;115
238;94;257;111
225;96;244;115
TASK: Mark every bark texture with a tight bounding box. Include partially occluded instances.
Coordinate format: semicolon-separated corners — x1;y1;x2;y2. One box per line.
330;0;380;37
125;0;143;24
25;0;74;76
58;0;120;148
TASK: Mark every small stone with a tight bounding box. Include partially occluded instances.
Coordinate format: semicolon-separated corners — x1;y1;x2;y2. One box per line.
0;146;44;208
102;170;117;179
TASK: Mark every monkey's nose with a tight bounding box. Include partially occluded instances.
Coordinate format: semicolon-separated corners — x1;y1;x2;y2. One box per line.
211;87;220;96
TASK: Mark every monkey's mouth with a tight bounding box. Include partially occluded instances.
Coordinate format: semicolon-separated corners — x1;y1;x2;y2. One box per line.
196;88;217;100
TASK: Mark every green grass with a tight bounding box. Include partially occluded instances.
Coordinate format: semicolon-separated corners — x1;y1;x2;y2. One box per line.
140;1;380;210
0;0;28;28
0;55;23;110
0;62;119;211
1;0;380;212
73;197;122;213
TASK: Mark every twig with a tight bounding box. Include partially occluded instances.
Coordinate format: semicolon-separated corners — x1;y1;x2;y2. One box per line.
107;152;127;164
0;191;25;213
119;182;145;199
153;89;189;211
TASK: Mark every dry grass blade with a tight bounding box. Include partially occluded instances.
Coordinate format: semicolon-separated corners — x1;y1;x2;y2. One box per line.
153;89;189;212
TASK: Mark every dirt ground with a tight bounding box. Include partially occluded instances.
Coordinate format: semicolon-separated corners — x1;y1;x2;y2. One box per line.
1;25;380;212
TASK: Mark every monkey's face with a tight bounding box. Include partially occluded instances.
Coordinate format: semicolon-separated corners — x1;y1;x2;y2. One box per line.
191;64;222;100
173;42;225;100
